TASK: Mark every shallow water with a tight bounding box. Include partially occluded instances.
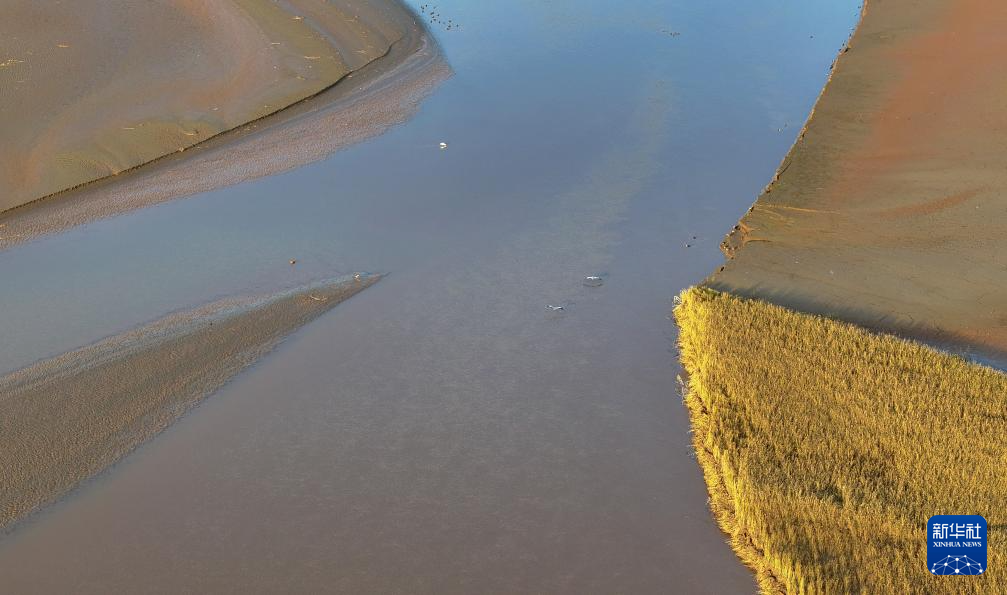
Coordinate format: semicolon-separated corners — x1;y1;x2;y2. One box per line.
0;1;859;592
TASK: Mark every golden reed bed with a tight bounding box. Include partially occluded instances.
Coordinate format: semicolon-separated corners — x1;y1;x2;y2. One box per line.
674;287;1005;593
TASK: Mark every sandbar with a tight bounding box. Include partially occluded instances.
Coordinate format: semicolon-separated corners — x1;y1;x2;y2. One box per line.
708;0;1007;360
0;0;448;249
0;274;379;532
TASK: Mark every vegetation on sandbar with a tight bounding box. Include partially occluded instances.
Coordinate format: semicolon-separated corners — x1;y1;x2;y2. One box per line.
674;287;1005;594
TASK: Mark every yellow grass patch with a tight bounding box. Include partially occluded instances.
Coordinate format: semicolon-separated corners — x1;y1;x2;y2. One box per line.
674;287;1006;593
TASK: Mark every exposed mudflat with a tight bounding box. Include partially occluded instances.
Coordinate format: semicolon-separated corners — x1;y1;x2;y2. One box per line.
0;0;441;228
0;274;378;532
709;0;1007;361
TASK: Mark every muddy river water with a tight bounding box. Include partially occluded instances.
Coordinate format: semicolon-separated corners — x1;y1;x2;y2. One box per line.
0;1;858;592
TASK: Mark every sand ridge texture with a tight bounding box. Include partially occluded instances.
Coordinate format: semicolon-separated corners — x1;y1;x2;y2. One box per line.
0;274;379;532
675;287;1006;593
0;0;448;251
708;0;1007;360
0;0;418;214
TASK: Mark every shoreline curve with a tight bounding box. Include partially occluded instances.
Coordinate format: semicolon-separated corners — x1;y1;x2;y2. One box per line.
706;0;1007;362
0;0;449;251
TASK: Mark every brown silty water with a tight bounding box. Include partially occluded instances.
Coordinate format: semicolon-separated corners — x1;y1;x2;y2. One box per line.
0;0;862;592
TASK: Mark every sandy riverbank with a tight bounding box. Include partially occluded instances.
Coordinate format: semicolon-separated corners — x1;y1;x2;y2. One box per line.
0;0;447;249
677;0;1007;590
707;0;1007;360
0;274;379;532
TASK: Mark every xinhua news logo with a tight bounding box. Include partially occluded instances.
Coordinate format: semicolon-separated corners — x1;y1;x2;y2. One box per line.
928;515;986;576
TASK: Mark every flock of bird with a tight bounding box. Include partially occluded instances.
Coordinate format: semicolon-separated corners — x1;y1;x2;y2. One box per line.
418;4;459;31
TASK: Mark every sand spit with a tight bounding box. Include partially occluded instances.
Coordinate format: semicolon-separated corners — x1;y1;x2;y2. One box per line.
0;274;379;532
706;0;1007;359
0;0;448;248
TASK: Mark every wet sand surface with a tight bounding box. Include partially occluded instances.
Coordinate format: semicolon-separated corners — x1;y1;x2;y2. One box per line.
0;16;448;251
0;1;859;592
0;0;416;214
0;275;378;532
710;0;1007;361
